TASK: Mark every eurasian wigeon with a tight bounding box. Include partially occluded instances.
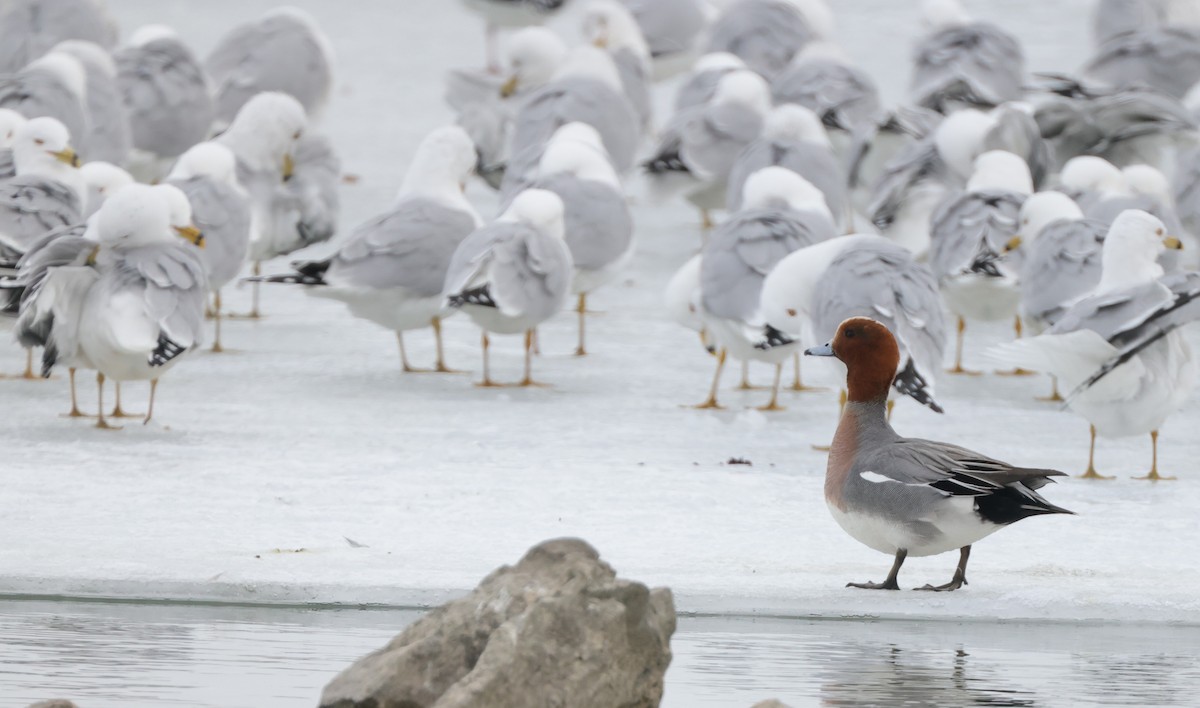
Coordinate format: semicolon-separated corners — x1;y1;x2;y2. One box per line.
990;209;1197;481
806;316;1072;591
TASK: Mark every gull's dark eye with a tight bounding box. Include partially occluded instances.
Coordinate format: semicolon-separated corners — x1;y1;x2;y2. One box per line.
844;329;856;339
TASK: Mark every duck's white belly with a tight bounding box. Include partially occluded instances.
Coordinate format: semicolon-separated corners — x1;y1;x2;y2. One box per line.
828;496;1000;558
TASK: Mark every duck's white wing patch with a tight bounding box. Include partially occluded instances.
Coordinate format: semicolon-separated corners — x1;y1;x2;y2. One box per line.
861;470;903;484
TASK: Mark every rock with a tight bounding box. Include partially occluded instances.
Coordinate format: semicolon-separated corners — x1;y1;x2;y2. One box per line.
27;702;79;708
751;702;793;708
320;538;675;708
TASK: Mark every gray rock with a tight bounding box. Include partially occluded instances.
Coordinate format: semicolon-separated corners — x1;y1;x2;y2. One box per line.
320;538;676;708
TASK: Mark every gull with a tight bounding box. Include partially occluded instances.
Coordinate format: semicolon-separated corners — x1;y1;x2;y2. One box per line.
1085;25;1200;100
166;143;252;353
0;51;90;159
643;69;770;228
206;7;336;128
0;0;117;73
618;0;710;80
253;126;480;373
990;210;1195;481
0;108;28;178
665;254;715;356
725;103;848;229
673;52;745;112
771;43;882;159
583;0;654;132
929;150;1031;374
443;189;573;387
807;317;1071;592
54;39;131;166
704;0;835;81
517;122;633;355
458;0;571;74
116;26;215;182
0;117;84;261
911;0;1025;113
75;184;208;428
79;161;134;218
215;91;308;318
695;166;836;410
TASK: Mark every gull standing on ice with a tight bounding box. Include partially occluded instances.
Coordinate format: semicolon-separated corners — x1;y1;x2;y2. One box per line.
215;91;308;318
665;254;716;356
206;7;335;128
79;161;134;218
0;52;90;159
582;0;654;132
618;0;710;80
75;184;208;429
253;126;481;373
929;150;1031;374
910;0;1025;113
458;0;571;74
695;166;836;410
166;143;252;353
443;189;573;387
116;26;216;182
771;45;882;158
806;316;1072;591
0;0;116;73
991;210;1197;481
0;117;83;262
518;122;633;356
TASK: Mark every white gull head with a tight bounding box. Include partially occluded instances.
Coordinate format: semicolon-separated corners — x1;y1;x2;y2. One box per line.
742;166;833;221
967;150;1033;196
500;188;566;240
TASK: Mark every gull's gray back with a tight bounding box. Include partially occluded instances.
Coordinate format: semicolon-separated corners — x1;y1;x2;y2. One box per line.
168;175;252;289
911;22;1025;112
0;66;90;158
0;175;82;256
530;172;633;273
705;0;815;80
328;197;477;297
79;59;131;165
1020;218;1106;326
772;58;882;133
444;221;573;321
265;132;341;257
105;242;208;351
116;38;215;158
1084;26;1200;100
929;189;1025;280
0;0;117;73
725;138;847;221
681;101;764;180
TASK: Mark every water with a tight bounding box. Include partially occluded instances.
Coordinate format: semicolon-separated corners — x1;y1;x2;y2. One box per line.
2;600;1198;707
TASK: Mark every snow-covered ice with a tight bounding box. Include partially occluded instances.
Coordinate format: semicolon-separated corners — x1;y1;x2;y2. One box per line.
4;0;1199;627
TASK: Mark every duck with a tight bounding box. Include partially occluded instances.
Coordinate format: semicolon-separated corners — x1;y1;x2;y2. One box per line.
806;316;1073;591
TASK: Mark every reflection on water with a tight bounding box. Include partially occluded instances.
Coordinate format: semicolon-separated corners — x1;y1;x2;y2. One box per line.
1;601;1198;707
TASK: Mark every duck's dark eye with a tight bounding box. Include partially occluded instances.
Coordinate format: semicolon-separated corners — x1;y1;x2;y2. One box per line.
844;329;856;339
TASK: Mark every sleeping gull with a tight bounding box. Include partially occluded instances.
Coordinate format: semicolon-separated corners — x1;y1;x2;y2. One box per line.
583;0;654;132
206;7;336;128
911;0;1025;113
79;161;134;218
695;166;836;410
54;40;131;166
253;126;480;373
990;210;1195;480
725;103;848;229
643;69;770;228
0;52;90;159
758;234;947;417
215;91;308;318
673;52;745;112
75;184;208;428
443;189;573;387
704;0;834;80
501;43;640;197
516;122;633;355
116;26;215;183
166;143;252;353
929;150;1031;374
0;0;117;73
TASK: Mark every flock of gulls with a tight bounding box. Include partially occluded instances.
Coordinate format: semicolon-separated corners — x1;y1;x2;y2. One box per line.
0;0;1199;585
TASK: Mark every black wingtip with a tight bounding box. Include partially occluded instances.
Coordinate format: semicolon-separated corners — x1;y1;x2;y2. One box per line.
753;324;795;351
148;333;188;368
448;285;496;310
892;358;945;414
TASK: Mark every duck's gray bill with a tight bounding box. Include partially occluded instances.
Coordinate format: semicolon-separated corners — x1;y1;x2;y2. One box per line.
805;342;834;357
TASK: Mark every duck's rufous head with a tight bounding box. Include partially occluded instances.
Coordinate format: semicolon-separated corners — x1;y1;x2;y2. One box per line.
805;317;900;404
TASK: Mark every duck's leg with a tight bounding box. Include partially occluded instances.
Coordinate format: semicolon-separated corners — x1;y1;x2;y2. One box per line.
143;379;158;425
110;382;142;418
756;363;785;411
211;291;224;353
1036;376;1063;402
1134;430;1177;481
95;373;120;430
430;317;462;373
519;329;550;387
788;351;822;392
1080;425;1114;480
396;331;430;373
947;317;981;375
692;349;727;409
574;293;587;357
848;548;907;590
996;316;1035;376
915;546;970;592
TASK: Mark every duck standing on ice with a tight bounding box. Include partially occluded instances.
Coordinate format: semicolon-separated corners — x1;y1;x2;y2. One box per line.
806;317;1073;591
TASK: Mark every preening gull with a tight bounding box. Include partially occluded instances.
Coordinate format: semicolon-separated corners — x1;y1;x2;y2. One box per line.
458;0;572;73
664;253;715;356
443;189;573;387
771;44;882;156
116;25;216;182
254;126;481;373
911;0;1025;113
0;0;117;73
516;122;634;355
695;166;836;410
206;6;336;127
673;52;745;112
166;142;253;352
929;150;1031;373
75;184;208;428
990;210;1195;480
80;161;134;218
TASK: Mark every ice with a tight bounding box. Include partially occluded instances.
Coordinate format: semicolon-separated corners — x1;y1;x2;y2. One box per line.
3;0;1199;627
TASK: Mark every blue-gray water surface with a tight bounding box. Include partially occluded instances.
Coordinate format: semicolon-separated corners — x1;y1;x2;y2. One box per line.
1;600;1197;707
